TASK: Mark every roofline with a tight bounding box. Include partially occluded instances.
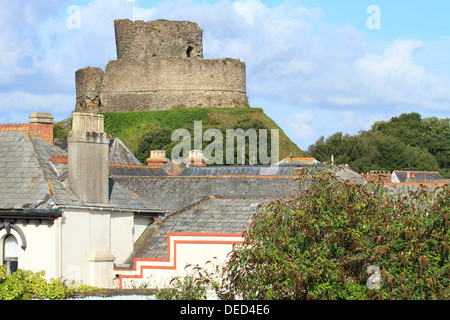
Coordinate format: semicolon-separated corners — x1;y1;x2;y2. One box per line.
0;208;62;223
58;205;166;216
393;170;441;174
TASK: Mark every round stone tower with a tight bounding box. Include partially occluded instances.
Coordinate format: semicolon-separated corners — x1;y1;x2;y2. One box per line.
75;19;249;113
114;19;204;60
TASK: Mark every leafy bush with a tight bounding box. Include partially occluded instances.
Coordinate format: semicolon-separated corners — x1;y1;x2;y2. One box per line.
53;123;69;139
0;266;71;300
0;266;103;300
218;173;450;300
156;264;220;300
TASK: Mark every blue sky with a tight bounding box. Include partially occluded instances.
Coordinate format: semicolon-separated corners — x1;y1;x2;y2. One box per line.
0;0;449;151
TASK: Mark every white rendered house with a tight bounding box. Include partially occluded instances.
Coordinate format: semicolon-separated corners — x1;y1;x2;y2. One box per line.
0;112;165;287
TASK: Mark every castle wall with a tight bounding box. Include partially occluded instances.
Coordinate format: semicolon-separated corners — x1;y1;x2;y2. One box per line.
75;67;104;112
99;57;248;111
75;19;249;113
114;19;203;60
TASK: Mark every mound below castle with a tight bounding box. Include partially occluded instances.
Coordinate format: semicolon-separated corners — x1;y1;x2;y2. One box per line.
75;19;249;113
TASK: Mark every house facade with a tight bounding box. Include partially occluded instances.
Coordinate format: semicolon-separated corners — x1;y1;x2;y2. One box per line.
0;112;164;288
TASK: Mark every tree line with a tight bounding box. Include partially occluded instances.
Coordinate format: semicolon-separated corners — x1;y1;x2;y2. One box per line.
306;112;449;178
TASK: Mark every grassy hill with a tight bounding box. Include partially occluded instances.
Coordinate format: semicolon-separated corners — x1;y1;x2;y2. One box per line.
56;107;304;163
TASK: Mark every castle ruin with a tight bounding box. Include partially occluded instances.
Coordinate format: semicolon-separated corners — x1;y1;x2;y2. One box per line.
75;19;249;113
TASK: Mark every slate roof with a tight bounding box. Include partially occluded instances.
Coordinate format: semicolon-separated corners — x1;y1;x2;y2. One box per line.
179;165;296;176
109;138;142;165
0;130;165;214
392;170;444;183
0;130;73;210
332;165;367;185
126;196;272;263
109;163;168;177
54;137;142;166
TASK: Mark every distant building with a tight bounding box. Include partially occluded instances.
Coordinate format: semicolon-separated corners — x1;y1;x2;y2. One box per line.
391;170;444;184
361;170;392;184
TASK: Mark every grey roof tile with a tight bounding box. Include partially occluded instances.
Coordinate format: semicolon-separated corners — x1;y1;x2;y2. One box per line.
179;166;295;176
126;196;272;263
0;130;164;214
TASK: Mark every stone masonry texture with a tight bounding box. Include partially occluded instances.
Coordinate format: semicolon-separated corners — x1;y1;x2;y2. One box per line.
75;19;249;113
115;19;204;60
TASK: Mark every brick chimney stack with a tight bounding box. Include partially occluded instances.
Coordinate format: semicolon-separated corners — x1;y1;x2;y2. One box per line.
68;112;109;205
29;112;54;143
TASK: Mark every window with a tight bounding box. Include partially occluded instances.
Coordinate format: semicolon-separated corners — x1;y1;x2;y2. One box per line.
3;235;18;274
186;46;194;58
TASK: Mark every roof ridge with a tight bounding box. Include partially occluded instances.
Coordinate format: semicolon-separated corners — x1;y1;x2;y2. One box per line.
50;155;68;164
394;170;441;173
0;123;29;131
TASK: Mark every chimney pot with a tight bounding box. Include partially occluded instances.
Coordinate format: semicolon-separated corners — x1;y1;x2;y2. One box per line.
146;150;169;167
72;112;104;132
184;149;207;167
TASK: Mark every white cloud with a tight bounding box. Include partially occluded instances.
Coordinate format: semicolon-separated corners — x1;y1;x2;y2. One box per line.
284;108;388;149
354;39;450;109
0;31;34;84
232;0;267;24
0;91;74;116
285;111;315;140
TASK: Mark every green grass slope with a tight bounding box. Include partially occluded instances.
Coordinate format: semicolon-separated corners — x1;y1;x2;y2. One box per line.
56;107;304;163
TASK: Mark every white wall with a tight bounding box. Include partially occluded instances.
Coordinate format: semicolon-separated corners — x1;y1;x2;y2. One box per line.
391;172;400;183
116;233;243;289
0;208;148;288
133;217;153;243
0;221;59;281
110;211;134;264
62;208;139;288
61;208;115;288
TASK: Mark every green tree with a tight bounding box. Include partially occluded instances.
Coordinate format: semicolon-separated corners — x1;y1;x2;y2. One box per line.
225;119;272;165
218;173;450;300
53;123;69;139
371;112;428;149
372;113;449;176
422;117;450;170
136;127;177;164
307;112;446;175
136;117;274;166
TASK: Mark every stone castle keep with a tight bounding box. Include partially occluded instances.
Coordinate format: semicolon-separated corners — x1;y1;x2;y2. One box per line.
75;19;249;113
